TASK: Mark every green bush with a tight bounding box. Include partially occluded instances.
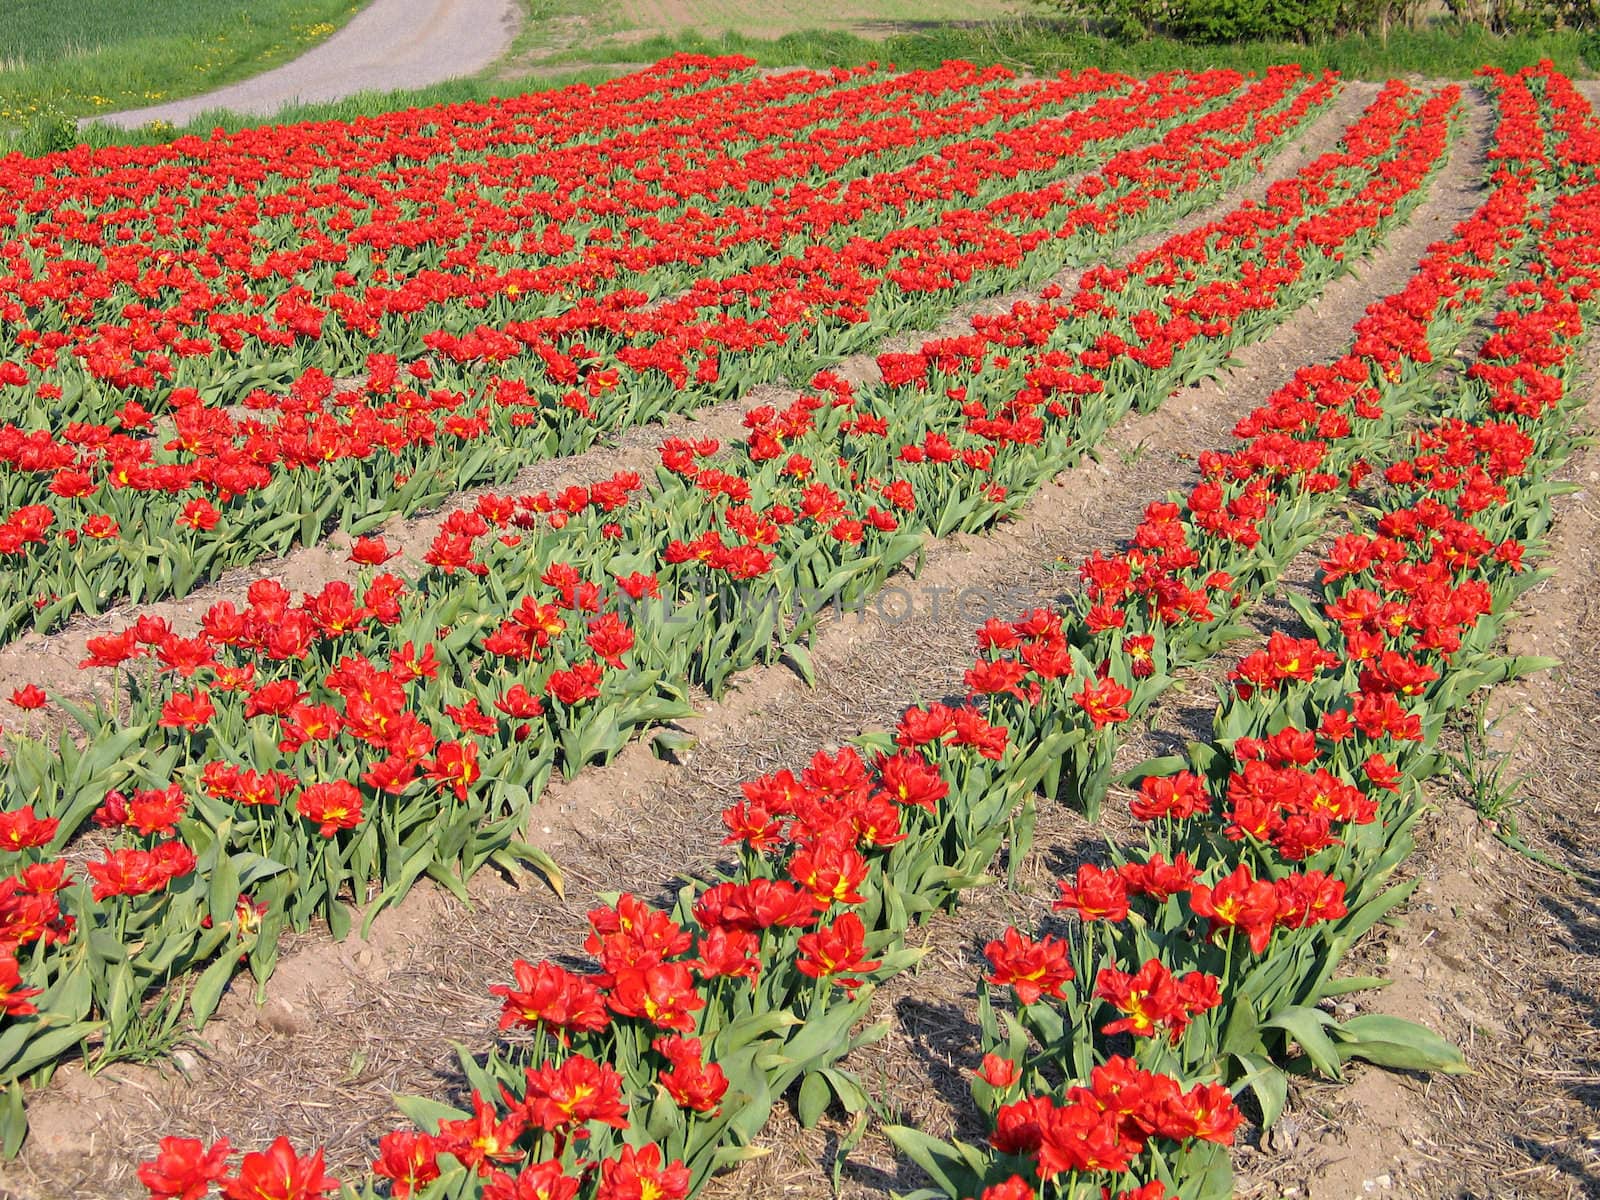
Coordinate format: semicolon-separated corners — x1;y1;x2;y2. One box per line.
1041;0;1593;43
1446;0;1598;34
5;104;78;156
1110;0;1355;41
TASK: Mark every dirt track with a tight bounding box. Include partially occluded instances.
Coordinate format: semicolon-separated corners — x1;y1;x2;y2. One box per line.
94;0;521;128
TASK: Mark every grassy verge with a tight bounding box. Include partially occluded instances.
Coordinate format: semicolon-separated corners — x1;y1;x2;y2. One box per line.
549;17;1595;79
0;0;371;126
54;66;627;152
495;0;1017;64
13;9;1597;155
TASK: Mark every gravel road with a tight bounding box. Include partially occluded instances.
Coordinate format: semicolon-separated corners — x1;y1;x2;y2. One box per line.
95;0;522;128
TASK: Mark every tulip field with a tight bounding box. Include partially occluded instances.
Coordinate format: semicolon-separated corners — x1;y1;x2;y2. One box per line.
0;51;1594;1200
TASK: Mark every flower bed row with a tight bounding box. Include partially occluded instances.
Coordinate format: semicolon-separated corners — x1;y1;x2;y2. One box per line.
0;78;1451;1136
2;56;996;402
113;65;1581;1200
4;58;1114;425
0;65;1330;639
897;62;1600;1200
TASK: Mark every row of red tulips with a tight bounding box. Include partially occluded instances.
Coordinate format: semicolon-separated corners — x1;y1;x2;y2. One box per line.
128;64;1586;1200
0;79;1441;1146
907;62;1597;1200
3;58;1114;424
0;65;1331;640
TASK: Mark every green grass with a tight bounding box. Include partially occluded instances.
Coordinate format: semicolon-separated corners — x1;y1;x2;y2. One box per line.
0;0;370;124
1443;703;1573;876
52;65;630;152
6;1;1593;155
497;0;1015;64
548;16;1595;80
